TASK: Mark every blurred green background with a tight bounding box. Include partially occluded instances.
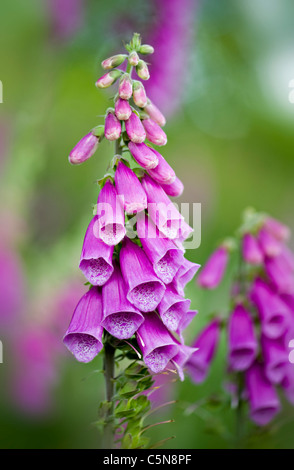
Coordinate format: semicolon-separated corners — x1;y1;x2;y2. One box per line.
0;0;294;449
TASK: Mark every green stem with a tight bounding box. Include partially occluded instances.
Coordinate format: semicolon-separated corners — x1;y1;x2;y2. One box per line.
102;341;115;449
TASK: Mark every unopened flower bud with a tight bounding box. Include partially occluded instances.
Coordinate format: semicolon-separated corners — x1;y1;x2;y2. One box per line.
101;54;127;70
139;44;154;55
136;60;150;80
125;112;146;143
115;97;132;121
128;51;139;66
104;111;121;141
132;81;147;108
95;69;121;89
142;118;167;146
68;132;99;165
118;73;133;100
145;100;166;126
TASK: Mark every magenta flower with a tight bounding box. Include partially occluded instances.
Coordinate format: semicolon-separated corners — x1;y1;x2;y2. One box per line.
94;180;126;246
133;81;147;108
68;132;99;165
128;142;159;169
261;336;289;384
147;149;176;185
171;343;198;381
136;312;179;373
242;233;263;265
145;100;166;127
250;278;290;339
142;119;167;146
263;217;291;242
104;111;121;141
115;97;132;121
160;177;184;198
172;259;200;296
258;227;282;258
228;304;257;372
119;238;166;312
186;320;220;384
102;263;144;339
102;54;127;70
176;310;198;341
246;362;280;426
63;287;104;363
157;285;191;331
79;216;114;286
136;213;183;284
197;246;228;289
96;70;121;89
125;112;146;143
118;73;133;100
114;161;147;214
265;250;294;294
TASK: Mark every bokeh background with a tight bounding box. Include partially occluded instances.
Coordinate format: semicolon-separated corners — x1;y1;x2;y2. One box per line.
0;0;294;449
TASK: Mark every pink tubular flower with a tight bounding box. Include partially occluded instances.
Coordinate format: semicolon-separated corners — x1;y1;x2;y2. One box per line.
95;70;121;89
79;216;114;286
186;319;220;384
172;259;201;296
246;362;280;426
136;213;184;284
242;233;263;265
261;336;288;384
263;217;291;242
142;119;167;146
265;250;294;294
171;343;198;381
136;312;179;373
197;246;229;289
128;142;158;169
133;81;147;108
157;285;191;331
104;112;121;141
63;287;104;363
258;227;282;258
176;310;198;341
160;177;184;197
147;149;176;185
114;161;147;214
228;305;257;372
145;100;166;127
102;263;144;339
94;180;126;246
125;112;146;143
68;132;99;165
119;238;166;312
115;98;132;121
118;73;133;99
250;278;290;339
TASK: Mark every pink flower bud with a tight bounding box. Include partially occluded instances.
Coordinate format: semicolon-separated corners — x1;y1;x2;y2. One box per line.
142;118;167;146
128;51;139;66
104;112;121;141
101;54;127;70
133;81;147;108
160;177;184;197
95;70;121;89
136;60;150;80
242;233;263;265
125;112;146;143
68;132;98;165
128;142;158;170
118;73;133;100
145;100;166;127
263;217;291;242
114;98;132;121
197;246;229;289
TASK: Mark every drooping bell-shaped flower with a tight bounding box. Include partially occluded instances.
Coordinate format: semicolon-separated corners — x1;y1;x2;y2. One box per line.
145;100;166;127
171;343;198;382
176;310;198;342
172;259;200;296
118;73;133;100
133;81;147;108
263;217;291;242
186;319;220;384
68;132;99;165
114;161;147;214
94;180;126;246
242;233;263;265
136;213;183;284
119;238;166;312
102;262;144;339
104;111;121;141
250;278;289;339
128;142;159;170
197;246;228;289
261;336;288;384
115;97;132;121
79;216;114;286
142;119;167;146
136;312;179;373
63;287;104;363
246;362;280;426
258;227;282;258
147;149;175;185
125;112;146;143
95;69;121;88
264;250;294;295
157;284;191;331
160;177;184;198
228;304;257;372
141;174;184;239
